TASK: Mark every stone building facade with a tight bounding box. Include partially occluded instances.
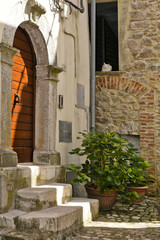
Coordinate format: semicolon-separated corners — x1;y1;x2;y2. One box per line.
0;0;159;214
0;0;90;213
96;0;160;194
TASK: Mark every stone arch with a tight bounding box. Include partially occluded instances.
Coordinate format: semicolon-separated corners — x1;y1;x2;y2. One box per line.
96;75;150;98
95;73;153;135
0;21;60;167
19;21;49;66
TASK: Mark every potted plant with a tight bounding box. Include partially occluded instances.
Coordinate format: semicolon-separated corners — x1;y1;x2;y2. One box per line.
124;154;155;204
68;131;155;209
68;131;137;210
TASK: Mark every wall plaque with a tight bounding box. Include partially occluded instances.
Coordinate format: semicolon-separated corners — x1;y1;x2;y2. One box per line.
77;84;85;108
59;121;72;142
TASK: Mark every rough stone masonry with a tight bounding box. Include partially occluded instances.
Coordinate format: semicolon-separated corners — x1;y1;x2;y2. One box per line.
95;0;160;195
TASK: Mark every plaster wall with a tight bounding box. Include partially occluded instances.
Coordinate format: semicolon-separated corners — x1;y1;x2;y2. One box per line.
0;0;90;166
56;3;90;165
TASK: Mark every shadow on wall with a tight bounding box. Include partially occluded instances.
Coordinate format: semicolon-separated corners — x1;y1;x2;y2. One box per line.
121;135;140;155
66;171;87;198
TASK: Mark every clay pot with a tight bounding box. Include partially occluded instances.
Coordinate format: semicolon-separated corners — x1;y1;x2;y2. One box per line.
85;185;117;211
127;186;148;204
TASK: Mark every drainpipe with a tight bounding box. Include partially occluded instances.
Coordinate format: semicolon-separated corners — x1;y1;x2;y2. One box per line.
90;0;96;132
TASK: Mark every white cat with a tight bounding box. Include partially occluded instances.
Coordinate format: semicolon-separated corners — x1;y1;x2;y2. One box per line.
101;63;112;71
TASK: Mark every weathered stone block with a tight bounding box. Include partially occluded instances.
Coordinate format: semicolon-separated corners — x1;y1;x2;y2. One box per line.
16;183;72;212
62;198;99;224
131;2;149;10
130;11;145;21
126;96;137;103
16;206;83;233
120;121;139;135
18;164;66;186
154;43;160;50
142;37;152;46
134;61;146;71
33;150;61;165
105;124;119;133
0;167;31;213
0;150;17;167
132;32;143;39
131;21;151;29
0;209;25;229
126;39;138;53
137;48;157;58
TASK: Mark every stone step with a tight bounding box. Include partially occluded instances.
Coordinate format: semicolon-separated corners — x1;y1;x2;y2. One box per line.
0;165;66;214
0;228;38;240
60;197;99;225
0;198;99;239
0;206;82;240
15;183;72;212
17;164;66;186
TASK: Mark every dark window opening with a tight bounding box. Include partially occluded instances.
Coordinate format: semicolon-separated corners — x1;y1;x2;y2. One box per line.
88;2;119;71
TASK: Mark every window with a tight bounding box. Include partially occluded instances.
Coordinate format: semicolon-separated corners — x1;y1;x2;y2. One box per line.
88;1;119;71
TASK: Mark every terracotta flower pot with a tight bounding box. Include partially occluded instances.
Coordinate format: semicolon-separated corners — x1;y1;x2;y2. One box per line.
85;185;117;210
127;186;148;204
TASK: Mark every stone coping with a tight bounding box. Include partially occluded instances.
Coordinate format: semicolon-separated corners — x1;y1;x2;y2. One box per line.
96;71;125;77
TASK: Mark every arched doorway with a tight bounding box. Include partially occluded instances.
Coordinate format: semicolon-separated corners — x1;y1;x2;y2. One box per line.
11;26;36;163
0;20;60;167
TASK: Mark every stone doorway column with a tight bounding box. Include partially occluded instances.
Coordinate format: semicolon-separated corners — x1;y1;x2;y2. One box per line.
33;65;62;165
0;43;18;167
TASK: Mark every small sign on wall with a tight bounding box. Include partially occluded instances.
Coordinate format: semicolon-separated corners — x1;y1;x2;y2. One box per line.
59;121;72;142
77;84;85;108
59;95;63;109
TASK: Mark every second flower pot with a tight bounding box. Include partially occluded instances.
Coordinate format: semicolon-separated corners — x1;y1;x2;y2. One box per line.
127;186;148;204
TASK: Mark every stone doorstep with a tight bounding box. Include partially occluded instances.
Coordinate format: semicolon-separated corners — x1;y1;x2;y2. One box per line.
17;164;66;186
16;183;73;212
0;198;99;237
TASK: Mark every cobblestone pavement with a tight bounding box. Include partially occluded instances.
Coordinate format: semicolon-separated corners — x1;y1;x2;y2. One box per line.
67;197;160;240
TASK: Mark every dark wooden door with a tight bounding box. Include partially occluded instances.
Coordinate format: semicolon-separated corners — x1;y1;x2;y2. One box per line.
11;27;35;163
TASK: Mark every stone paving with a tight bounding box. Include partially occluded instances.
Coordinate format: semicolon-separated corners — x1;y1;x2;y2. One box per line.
67;197;160;240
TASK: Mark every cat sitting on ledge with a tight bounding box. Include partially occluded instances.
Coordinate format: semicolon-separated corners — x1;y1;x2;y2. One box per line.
101;63;112;71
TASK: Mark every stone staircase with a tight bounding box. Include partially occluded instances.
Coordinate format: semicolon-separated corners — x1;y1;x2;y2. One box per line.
0;182;99;240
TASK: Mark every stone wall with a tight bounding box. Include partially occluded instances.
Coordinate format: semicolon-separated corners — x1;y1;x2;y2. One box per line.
95;0;160;194
119;0;160;71
96;73;140;135
96;71;160;195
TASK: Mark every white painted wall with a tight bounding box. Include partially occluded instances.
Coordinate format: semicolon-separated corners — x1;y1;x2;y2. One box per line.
56;2;90;166
0;0;90;166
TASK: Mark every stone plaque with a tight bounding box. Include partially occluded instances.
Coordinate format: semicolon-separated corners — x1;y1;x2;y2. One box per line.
77;84;85;108
59;121;72;142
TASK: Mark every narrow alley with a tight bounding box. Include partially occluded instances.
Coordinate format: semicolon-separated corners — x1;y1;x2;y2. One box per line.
67;197;160;240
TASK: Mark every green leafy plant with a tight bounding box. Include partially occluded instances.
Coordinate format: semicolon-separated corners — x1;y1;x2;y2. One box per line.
68;131;155;203
126;154;155;187
123;154;155;203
